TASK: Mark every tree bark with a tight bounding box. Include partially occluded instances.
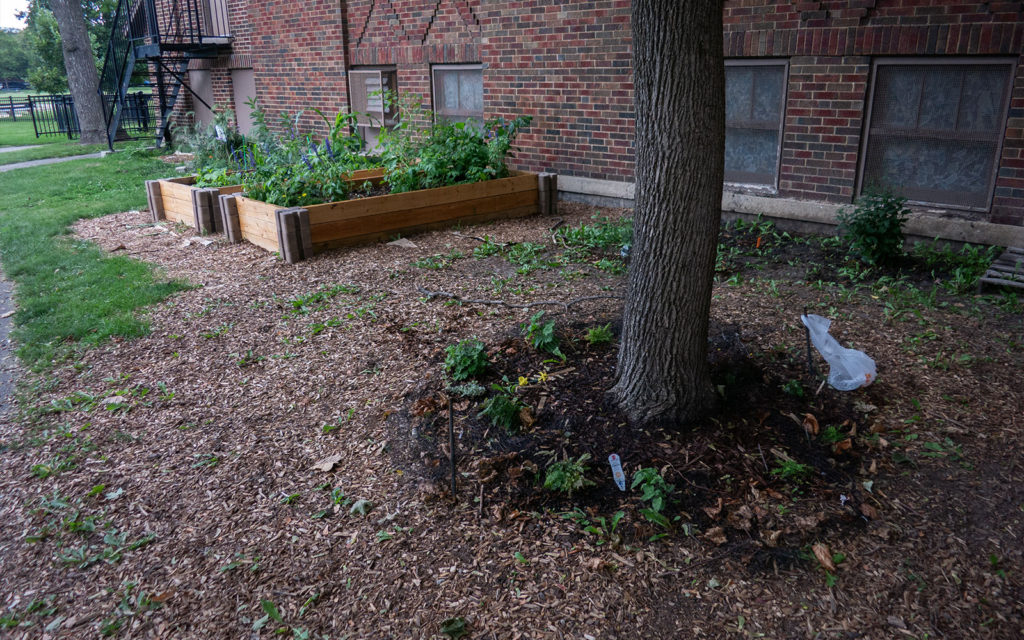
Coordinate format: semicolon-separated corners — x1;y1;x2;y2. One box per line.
49;0;107;145
610;1;725;427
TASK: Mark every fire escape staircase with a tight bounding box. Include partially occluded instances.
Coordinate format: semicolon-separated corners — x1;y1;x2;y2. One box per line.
99;0;231;148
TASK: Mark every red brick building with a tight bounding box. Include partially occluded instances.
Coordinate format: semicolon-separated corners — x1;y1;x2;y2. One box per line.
171;0;1024;234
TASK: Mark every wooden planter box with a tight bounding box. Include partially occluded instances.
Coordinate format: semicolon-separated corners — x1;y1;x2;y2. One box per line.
219;170;557;263
145;176;244;234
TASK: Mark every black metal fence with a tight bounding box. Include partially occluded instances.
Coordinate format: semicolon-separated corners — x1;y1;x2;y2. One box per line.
0;92;156;140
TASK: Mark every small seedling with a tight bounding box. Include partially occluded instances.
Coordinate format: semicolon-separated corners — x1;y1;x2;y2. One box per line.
522;311;564;359
477;381;526;432
632;467;674;513
770;459;814;484
585;323;614;345
544;453;595;496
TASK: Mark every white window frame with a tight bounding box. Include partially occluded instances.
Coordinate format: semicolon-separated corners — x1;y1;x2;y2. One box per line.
431;64;484;126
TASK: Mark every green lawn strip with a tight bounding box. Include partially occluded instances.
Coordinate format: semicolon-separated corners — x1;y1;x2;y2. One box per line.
0;151;190;369
0;120;67;148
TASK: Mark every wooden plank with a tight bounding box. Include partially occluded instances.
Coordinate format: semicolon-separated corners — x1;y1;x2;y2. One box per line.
220;194;241;243
305;174;536;225
160;176;196;187
980;276;1024;288
160;179;198;201
311;205;537;253
308;189;537;244
145;180;164;222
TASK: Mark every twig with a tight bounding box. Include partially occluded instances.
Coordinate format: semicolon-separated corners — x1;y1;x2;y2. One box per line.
416;285;623;312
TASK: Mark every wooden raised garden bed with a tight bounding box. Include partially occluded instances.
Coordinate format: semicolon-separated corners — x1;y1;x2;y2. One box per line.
219;170;557;263
145;176;244;234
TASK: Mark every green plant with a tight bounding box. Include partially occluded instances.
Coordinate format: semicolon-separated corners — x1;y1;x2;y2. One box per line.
781;379;805;397
522;311;564;359
447;381;487;398
444;338;488;381
632;468;674;513
583;510;625;546
770;459;814;484
477;380;526;432
543;453;595;496
837;191;910;265
585;323;614;345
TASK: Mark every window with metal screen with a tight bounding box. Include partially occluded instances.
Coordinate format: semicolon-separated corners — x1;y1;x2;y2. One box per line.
861;60;1014;210
347;68;397;128
432;65;483;126
725;61;787;186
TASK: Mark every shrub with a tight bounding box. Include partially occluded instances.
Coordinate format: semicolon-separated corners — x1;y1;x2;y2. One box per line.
837;191;910;265
444;339;488;381
544;454;595;496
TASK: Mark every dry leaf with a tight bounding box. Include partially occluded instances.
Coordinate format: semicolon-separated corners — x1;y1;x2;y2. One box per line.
761;530;782;547
832;438;853;454
727;505;754;531
705;527;728;545
870;421;886;434
812;543;836;572
756;408;771;426
453;400;470;412
584;557;609;571
703;497;724;520
802;413;820;436
312;454;343;472
859;503;879;519
519;407;536;429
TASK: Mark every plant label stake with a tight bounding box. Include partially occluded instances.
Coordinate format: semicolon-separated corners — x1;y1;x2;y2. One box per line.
608;454;626;491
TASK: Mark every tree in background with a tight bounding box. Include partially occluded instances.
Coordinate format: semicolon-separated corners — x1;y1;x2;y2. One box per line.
609;1;725;426
19;0;117;93
48;0;107;143
0;28;32;86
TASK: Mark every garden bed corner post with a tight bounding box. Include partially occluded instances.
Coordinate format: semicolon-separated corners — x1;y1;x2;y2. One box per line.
192;188;224;234
538;173;558;216
145;180;165;223
219;194;242;244
274;208;311;264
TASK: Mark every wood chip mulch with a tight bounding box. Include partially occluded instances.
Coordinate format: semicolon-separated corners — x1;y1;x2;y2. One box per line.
0;201;1020;639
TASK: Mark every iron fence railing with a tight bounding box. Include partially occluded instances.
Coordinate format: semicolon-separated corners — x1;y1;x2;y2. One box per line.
0;96;32;123
0;93;156;140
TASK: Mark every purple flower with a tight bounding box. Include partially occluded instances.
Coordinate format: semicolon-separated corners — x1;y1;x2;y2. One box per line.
323;137;334;159
303;155;313;171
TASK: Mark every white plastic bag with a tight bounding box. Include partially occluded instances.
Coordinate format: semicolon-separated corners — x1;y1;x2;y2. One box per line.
800;314;876;391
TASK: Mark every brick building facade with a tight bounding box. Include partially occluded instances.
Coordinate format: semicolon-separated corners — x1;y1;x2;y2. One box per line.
173;0;1024;230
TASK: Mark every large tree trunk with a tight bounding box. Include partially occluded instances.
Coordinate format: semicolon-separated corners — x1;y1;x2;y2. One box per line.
610;1;725;427
49;0;107;145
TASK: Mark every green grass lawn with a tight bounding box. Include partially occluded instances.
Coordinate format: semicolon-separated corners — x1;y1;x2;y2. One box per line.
0;149;189;369
0;119;60;147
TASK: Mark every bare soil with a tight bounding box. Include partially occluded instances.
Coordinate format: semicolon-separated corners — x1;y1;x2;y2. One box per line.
0;201;1021;639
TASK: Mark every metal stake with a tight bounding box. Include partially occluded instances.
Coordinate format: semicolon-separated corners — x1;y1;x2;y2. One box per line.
803;305;816;377
448;394;456;499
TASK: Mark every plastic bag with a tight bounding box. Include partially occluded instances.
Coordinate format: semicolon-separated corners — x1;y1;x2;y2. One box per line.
800;314;876;391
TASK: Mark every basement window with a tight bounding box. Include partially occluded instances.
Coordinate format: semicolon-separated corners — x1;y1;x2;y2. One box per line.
725;60;787;187
432;64;483;127
860;59;1014;210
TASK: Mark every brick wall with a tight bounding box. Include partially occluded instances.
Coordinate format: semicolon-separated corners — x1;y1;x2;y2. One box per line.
161;0;1024;224
723;0;1024;223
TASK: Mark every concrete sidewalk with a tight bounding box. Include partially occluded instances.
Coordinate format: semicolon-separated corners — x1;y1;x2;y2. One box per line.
0;152;106;172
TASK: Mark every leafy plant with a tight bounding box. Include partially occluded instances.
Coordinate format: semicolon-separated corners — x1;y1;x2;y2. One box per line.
585;323;614;345
477;381;526;432
770;459;814;484
444;338;488;381
544;453;595;496
584;510;625;546
837;190;910;265
632;468;674;513
522;311;564;359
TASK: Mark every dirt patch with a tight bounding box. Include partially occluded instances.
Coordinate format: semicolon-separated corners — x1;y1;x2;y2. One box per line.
0;203;1020;638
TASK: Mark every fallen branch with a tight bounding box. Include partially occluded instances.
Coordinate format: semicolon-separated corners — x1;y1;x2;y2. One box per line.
415;285;623;312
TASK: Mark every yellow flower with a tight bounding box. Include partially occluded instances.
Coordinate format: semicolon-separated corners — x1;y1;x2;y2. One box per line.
537;371;549;383
518;376;528;387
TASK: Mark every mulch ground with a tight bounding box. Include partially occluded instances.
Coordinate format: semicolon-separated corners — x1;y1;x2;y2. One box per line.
0;199;1021;639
